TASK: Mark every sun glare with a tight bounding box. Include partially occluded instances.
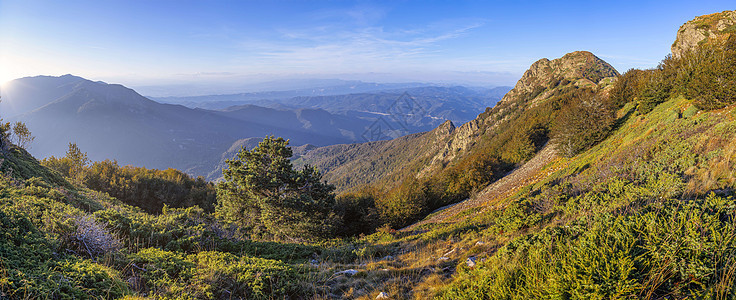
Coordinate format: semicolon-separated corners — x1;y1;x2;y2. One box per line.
0;58;23;86
0;68;16;87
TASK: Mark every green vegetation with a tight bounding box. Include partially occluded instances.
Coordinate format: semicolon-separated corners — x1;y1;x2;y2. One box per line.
619;35;736;113
217;136;338;241
552;89;615;157
0;141;318;299
42;143;217;214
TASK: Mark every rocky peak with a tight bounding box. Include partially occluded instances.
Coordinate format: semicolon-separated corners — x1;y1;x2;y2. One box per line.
672;10;736;58
500;51;618;105
435;120;456;136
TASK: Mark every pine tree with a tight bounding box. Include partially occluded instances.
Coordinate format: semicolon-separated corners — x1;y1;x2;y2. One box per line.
216;136;336;241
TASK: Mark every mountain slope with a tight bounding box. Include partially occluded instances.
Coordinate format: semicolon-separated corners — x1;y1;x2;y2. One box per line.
318;11;736;299
0;132;318;299
0;74;87;117
297;51;618;195
6;77;359;177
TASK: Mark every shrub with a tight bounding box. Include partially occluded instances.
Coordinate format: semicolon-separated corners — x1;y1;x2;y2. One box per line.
637;68;673;113
67;215;122;258
84;160;217;214
609;68;647;108
129;248;303;299
439;195;736;299
684;35;736;110
553;89;615;157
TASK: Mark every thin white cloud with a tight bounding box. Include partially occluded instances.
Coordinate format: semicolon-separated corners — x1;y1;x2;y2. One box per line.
233;20;486;74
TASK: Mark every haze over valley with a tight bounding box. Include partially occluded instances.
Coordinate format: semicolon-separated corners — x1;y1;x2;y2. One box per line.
0;74;510;179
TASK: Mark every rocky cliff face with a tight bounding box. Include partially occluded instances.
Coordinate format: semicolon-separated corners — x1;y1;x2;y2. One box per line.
672;10;736;57
500;51;619;105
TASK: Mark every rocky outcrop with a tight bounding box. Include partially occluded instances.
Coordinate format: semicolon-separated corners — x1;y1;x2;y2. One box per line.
418;118;481;178
298;51;618;191
672;10;736;57
417;51;617;177
500;51;619;105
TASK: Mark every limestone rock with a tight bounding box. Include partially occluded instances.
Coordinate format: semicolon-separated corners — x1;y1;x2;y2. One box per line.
671;10;736;57
500;51;619;106
418;51;617;177
466;256;477;268
334;269;358;276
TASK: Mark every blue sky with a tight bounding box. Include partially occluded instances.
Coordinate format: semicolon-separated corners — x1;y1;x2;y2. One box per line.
0;0;733;94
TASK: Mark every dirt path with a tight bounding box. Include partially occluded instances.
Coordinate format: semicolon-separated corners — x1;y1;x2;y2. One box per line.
403;144;559;231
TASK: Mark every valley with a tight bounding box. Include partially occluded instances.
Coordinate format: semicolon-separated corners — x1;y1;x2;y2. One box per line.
0;76;508;180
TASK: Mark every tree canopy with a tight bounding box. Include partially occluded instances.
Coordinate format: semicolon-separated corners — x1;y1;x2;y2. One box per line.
216;136;337;241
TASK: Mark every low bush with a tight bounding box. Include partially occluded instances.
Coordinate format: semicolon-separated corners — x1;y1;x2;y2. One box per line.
130;248;304;299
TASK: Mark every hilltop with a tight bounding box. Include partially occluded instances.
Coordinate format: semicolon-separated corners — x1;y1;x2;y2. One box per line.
672;10;736;57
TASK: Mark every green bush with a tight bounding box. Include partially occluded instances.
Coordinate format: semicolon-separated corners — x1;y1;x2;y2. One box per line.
553;89;615;157
439;195;736;299
130;248;303;299
609;68;647;108
84;160;217;214
684;36;736;110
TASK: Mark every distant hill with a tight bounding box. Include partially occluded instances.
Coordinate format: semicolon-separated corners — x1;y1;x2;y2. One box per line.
0;74;88;117
268;86;511;128
156;85;511;133
151;81;431;109
0;76;370;177
1;76;507;179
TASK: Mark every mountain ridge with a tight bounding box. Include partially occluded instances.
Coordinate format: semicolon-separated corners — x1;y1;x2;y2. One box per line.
298;50;619;194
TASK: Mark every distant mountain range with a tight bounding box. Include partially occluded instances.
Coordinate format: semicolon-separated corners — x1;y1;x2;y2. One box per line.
0;75;510;179
151;81;433;109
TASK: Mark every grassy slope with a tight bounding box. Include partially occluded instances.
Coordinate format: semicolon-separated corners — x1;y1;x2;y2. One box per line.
323;96;736;299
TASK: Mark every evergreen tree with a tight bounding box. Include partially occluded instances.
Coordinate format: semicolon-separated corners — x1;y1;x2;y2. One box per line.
216;136;336;241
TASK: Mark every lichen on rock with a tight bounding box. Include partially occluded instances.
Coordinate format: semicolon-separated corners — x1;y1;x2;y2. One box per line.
671;10;736;57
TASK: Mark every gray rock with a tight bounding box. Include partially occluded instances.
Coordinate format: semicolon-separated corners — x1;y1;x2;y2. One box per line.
671;11;736;57
334;269;358;276
466;256;477;268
